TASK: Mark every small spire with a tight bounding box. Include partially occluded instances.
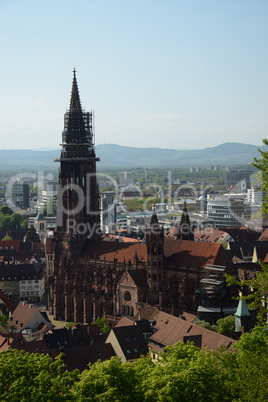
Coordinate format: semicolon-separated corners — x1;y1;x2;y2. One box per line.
150;204;159;226
70;68;83;113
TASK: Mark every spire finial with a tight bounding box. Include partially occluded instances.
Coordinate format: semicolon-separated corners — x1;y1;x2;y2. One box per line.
73;67;76;76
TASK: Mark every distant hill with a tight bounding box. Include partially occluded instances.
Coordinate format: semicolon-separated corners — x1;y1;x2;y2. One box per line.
0;142;264;170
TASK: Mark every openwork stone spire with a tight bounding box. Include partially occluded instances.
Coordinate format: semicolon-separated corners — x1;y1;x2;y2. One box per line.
177;201;194;241
58;69;96;160
69;68;83;113
150;204;159;226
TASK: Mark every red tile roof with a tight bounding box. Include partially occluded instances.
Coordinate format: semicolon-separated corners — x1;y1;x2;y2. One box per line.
194;228;230;243
0;289;16;312
0;240;20;251
82;239;148;264
9;301;50;331
149;311;235;352
258;228;268;241
133;305;160;321
115;317;135;327
164;239;225;268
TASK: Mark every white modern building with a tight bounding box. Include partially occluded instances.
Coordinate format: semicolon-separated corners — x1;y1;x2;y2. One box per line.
207;195;248;228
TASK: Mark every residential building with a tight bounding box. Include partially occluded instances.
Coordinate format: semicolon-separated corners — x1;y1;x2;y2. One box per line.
148;311;236;356
0;262;45;302
105;325;148;363
8;301;52;331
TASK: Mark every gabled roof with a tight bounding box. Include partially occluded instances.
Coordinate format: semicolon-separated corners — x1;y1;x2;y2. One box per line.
133;305;160;321
0;229;27;241
258;228;268;241
128;269;147;287
82;239;147;264
228;241;268;261
44;328;71;349
164;239;226;268
115;317;135;327
0;262;44;281
222;228;259;242
179;312;199;323
109;325;148;361
9;301;50;330
149;311;236;352
103;234;142;243
0;289;15;312
194;228;230;243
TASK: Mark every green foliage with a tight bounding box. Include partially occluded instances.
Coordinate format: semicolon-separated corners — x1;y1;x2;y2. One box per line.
216;315;235;334
1;327;268;400
25;225;40;243
44;198;56;216
92;317;111;334
0;210;25;232
0;205;14;215
21;219;29;229
74;356;148;401
0;311;8;326
195;316;235;334
0;349;78;401
252;138;268;215
195;320;217;332
66;322;79;329
226;262;268;324
1;236;12;241
123;197;161;212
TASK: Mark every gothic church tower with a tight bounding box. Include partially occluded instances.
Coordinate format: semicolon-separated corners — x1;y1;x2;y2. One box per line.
146;208;165;304
51;69;100;321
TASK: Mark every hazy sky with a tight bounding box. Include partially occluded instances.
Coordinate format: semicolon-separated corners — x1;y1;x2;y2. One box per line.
1;0;268;150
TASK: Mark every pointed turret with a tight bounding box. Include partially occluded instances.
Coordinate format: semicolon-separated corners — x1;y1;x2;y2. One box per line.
150;205;159;226
66;68;87;139
177;201;194;241
234;299;252;333
69;68;83;113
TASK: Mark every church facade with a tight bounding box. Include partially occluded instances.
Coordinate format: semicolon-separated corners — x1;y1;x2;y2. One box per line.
50;71;229;323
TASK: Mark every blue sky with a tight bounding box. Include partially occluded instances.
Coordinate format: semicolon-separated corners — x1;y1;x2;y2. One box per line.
1;0;268;150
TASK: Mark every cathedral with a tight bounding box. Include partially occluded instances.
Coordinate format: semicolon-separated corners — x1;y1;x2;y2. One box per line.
50;71;228;323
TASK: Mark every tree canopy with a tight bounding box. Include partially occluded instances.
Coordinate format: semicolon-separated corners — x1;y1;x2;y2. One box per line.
25;225;40;243
1;326;268;401
252;138;268;215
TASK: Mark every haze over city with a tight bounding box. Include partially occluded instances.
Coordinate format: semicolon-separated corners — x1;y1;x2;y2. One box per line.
1;0;268;151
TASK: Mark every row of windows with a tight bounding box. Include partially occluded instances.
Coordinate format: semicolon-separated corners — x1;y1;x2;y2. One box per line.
21;291;39;296
122;305;134;316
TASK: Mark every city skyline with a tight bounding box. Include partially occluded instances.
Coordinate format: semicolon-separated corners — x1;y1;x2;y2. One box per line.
1;0;268;150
